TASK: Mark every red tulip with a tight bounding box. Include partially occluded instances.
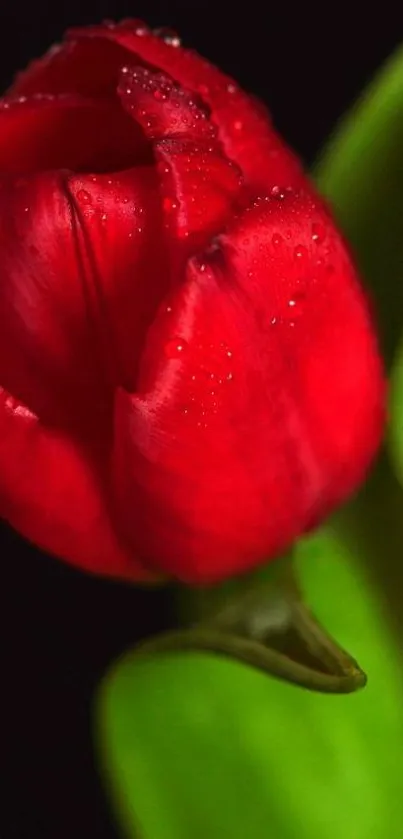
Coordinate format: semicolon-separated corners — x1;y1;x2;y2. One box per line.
0;20;384;584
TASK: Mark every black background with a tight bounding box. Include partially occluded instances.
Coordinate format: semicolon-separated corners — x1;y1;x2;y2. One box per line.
1;2;403;837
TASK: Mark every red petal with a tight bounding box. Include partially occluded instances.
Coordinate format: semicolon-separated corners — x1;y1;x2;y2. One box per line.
67;167;168;392
0;166;166;428
156;139;242;249
0;171;103;426
0;387;150;580
24;21;305;192
118;66;243;250
112;190;384;584
9;35;133;99
118;65;217;142
0;94;148;174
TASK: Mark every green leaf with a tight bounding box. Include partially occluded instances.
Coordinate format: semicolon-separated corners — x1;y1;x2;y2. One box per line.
388;336;403;486
315;45;403;365
96;526;403;839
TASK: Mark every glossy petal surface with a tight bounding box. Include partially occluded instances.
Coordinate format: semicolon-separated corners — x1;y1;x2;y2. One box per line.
0;167;165;427
0;20;384;582
113;191;384;583
0;387;150;579
9;21;303;199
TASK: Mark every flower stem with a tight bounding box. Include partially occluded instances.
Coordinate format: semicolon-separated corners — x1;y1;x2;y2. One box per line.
136;555;366;694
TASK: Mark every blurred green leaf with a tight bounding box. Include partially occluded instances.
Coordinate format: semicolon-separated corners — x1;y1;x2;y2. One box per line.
315;45;403;365
96;526;403;839
389;337;403;484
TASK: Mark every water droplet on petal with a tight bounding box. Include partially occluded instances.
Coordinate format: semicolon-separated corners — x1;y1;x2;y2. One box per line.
312;222;326;243
164;338;188;358
77;189;92;205
135;24;149;36
271;233;283;247
153;27;181;47
163;197;178;213
294;244;308;260
270;185;286;200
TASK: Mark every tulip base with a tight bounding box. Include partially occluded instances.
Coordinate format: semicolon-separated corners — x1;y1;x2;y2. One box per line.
137;555;366;693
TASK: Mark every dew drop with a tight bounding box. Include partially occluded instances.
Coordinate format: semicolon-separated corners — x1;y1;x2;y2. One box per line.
153;27;181;47
271;233;283;247
164;338;188;358
294;244;308;260
163;197;178;213
77;189;92;205
312;222;326;243
270;185;286;200
135;24;149;36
